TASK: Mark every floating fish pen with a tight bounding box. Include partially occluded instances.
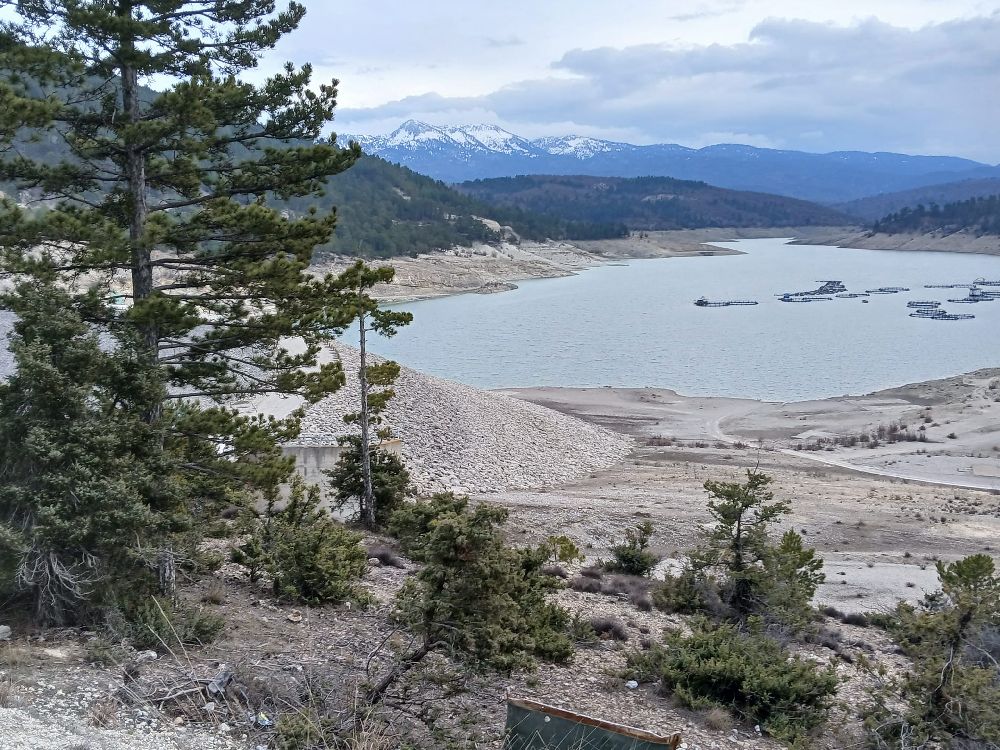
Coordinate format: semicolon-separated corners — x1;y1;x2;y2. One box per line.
925;283;975;289
694;297;759;307
866;287;910;294
907;301;940;308
910;309;975;321
779;296;832;302
948;289;996;303
836;293;870;298
974;278;1000;286
778;280;846;298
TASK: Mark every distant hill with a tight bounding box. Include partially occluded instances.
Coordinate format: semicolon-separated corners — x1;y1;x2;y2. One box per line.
343;120;1000;204
296;155;628;257
873;195;1000;235
2;143;627;258
456;175;853;231
837;178;1000;221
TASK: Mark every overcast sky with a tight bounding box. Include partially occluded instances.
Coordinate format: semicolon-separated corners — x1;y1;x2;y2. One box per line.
262;1;1000;161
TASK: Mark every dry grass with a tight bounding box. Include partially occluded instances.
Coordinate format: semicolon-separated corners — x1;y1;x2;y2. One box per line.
0;644;33;668
87;695;119;728
0;675;15;708
701;706;734;731
200;579;227;605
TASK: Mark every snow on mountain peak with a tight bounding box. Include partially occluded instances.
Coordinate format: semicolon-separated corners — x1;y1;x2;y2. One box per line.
385;120;453;147
533;135;627;158
445;124;536;155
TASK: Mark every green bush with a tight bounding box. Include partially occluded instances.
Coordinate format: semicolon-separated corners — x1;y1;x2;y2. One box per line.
628;617;838;741
112;597;225;651
387;491;468;557
866;555;1000;748
267;480;369;605
233;478;369;606
274;711;336;750
652;567;710;614
605;521;658;577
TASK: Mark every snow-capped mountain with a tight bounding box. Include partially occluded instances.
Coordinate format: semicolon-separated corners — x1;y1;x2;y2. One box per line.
338;120;998;204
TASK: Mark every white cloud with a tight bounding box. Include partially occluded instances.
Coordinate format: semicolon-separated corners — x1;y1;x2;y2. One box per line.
333;13;1000;161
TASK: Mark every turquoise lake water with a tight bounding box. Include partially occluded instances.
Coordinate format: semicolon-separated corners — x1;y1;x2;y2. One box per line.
362;239;1000;401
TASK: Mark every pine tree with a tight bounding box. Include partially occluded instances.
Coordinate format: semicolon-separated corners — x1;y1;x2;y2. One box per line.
327;435;411;527
0;280;180;624
0;2;363;594
336;261;411;529
367;494;573;708
880;554;1000;746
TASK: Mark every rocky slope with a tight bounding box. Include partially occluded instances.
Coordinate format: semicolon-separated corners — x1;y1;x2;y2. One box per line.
296;343;633;494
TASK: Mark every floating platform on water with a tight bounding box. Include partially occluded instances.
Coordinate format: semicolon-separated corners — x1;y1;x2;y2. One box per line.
779;296;832;302
836;293;870;298
778;280;846;298
907;301;941;308
866;287;910;294
694;297;758;307
910;309;975;320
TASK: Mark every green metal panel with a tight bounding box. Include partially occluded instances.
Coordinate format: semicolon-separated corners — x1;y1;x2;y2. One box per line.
503;699;680;750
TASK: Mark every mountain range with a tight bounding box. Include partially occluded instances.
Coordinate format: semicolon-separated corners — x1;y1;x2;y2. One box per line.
341;120;1000;205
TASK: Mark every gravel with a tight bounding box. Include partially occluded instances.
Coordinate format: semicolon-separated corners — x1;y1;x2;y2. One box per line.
296;343;633;494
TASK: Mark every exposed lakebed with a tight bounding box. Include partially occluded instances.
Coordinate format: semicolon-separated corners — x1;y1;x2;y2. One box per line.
363;238;1000;401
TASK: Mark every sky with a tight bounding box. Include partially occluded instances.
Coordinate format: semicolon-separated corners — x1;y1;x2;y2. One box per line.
261;1;1000;161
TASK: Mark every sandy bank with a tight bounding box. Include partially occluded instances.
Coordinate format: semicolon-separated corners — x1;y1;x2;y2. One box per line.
791;228;1000;256
500;368;1000;492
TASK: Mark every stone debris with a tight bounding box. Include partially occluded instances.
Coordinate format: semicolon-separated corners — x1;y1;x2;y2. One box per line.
298;343;633;494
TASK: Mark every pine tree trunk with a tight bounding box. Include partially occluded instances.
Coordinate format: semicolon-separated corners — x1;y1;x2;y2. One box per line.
357;304;376;530
120;62;156;361
121;26;171;593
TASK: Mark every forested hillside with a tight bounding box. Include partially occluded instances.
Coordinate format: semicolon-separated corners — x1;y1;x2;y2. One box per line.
837;178;1000;221
3;138;627;257
873;194;1000;235
299;155;628;258
457;174;852;230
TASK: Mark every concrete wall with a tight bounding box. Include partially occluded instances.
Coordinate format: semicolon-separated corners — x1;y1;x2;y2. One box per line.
281;438;403;486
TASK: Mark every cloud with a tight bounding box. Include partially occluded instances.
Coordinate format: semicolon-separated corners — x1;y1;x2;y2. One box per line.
484;35;524;48
336;14;1000;162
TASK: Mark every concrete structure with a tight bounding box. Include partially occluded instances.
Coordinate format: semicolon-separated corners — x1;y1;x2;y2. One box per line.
281;438;403;487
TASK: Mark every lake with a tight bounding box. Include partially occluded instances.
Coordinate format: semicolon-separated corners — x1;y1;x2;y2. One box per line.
362;239;1000;401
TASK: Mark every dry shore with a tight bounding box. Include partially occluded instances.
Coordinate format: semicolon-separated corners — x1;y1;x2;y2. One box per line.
790;228;1000;256
313;226;857;302
496;371;1000;612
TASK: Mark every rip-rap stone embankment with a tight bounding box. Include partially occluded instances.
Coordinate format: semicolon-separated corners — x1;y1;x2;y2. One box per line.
296;344;633;494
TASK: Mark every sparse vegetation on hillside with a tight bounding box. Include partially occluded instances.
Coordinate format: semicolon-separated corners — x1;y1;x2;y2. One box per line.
629;616;839;742
654;471;824;629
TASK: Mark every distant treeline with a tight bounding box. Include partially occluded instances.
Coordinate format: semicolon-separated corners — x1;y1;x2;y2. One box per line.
873;194;1000;235
457;174;850;230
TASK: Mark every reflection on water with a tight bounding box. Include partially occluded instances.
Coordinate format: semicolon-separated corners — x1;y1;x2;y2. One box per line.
361;239;1000;401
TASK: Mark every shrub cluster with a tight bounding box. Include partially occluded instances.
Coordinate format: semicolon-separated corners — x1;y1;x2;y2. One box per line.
628;617;838;742
232;478;369;606
604;521;659;577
